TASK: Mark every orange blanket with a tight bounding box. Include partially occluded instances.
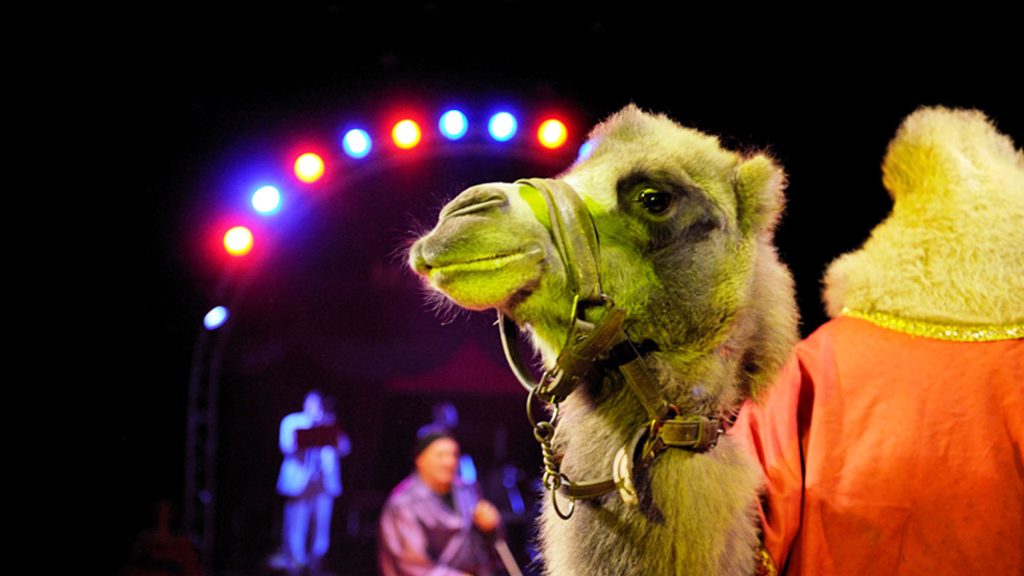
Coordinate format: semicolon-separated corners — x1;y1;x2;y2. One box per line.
734;316;1023;574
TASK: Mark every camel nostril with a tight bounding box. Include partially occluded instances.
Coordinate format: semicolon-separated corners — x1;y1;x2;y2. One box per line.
441;185;509;219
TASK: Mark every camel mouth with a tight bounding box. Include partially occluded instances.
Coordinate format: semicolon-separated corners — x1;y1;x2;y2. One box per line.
425;248;543;276
414;246;547;310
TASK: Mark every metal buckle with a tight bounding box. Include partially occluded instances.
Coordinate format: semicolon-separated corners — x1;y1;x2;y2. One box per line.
613;426;649;507
640;405;679;463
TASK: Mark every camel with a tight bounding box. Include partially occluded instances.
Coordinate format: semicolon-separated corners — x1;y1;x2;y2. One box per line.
736;106;1024;573
408;105;798;575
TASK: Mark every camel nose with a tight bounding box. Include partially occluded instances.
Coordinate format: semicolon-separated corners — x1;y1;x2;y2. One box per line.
440;184;509;219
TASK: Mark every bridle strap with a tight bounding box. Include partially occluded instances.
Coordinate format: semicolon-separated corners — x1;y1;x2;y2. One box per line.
560;478;618;500
517;178;603;303
499;313;540;394
611;340;673;422
499;177;610;398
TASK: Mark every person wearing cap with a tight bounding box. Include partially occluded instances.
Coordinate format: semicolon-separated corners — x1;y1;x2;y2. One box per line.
378;429;501;576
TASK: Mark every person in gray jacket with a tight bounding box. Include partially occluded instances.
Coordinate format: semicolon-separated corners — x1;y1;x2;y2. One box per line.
378;429;501;576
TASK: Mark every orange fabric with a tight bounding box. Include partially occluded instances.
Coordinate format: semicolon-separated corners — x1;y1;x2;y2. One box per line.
733;316;1024;575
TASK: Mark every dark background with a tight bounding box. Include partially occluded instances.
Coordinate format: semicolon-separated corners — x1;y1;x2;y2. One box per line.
112;4;1021;574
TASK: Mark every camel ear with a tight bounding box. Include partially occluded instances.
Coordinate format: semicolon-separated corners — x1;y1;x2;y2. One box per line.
733;154;786;235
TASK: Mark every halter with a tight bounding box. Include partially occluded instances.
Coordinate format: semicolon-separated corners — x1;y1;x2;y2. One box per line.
498;178;724;519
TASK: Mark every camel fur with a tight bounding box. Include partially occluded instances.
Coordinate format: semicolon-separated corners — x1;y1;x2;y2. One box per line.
824;106;1024;324
409;105;798;575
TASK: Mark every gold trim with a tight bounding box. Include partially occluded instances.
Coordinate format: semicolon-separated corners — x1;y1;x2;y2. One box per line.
755;546;778;576
841;308;1024;342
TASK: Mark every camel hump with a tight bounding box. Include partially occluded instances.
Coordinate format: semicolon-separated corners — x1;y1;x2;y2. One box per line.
882;106;1024;205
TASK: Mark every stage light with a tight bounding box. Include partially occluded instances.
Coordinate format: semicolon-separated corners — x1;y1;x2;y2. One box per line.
577;141;595;161
392;119;422;149
223;226;254;256
439;110;468;140
251;185;281;214
294;152;325;183
538;119;568;149
342;129;372;159
204;306;229;330
459;455;477;484
488;112;518;142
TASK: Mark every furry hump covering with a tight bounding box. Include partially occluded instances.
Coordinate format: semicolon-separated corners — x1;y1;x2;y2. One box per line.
823;106;1024;326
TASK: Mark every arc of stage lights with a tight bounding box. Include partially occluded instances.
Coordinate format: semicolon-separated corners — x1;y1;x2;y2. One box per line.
205;108;579;331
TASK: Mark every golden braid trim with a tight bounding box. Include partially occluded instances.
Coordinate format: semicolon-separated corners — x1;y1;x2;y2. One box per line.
841;308;1023;342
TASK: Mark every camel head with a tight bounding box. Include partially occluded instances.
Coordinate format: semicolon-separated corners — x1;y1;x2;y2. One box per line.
410;105;797;406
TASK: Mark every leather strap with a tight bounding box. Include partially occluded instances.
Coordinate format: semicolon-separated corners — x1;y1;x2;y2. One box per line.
539;303;626;402
499;313;540;394
517;178;603;303
658;416;721;449
644;415;722;463
558;414;723;502
616;343;672;422
559;478;618;500
499;178;609;396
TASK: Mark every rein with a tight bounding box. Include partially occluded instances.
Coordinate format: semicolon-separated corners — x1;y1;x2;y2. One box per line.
498;178;724;519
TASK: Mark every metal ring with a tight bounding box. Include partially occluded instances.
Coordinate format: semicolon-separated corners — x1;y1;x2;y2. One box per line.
542;470;561;491
551;483;576;520
525;385;540;428
526;385;559;429
533;421;555;443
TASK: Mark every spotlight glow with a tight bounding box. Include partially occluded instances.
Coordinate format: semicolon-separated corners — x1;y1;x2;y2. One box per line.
294;153;325;183
488;112;518;142
538;119;568;149
223;226;254;256
204;306;229;330
392;119;422;149
342;129;372;159
578;141;595;161
439;110;469;140
251;185;281;214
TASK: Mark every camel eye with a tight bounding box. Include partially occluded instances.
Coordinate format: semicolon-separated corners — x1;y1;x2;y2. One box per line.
637;187;672;214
